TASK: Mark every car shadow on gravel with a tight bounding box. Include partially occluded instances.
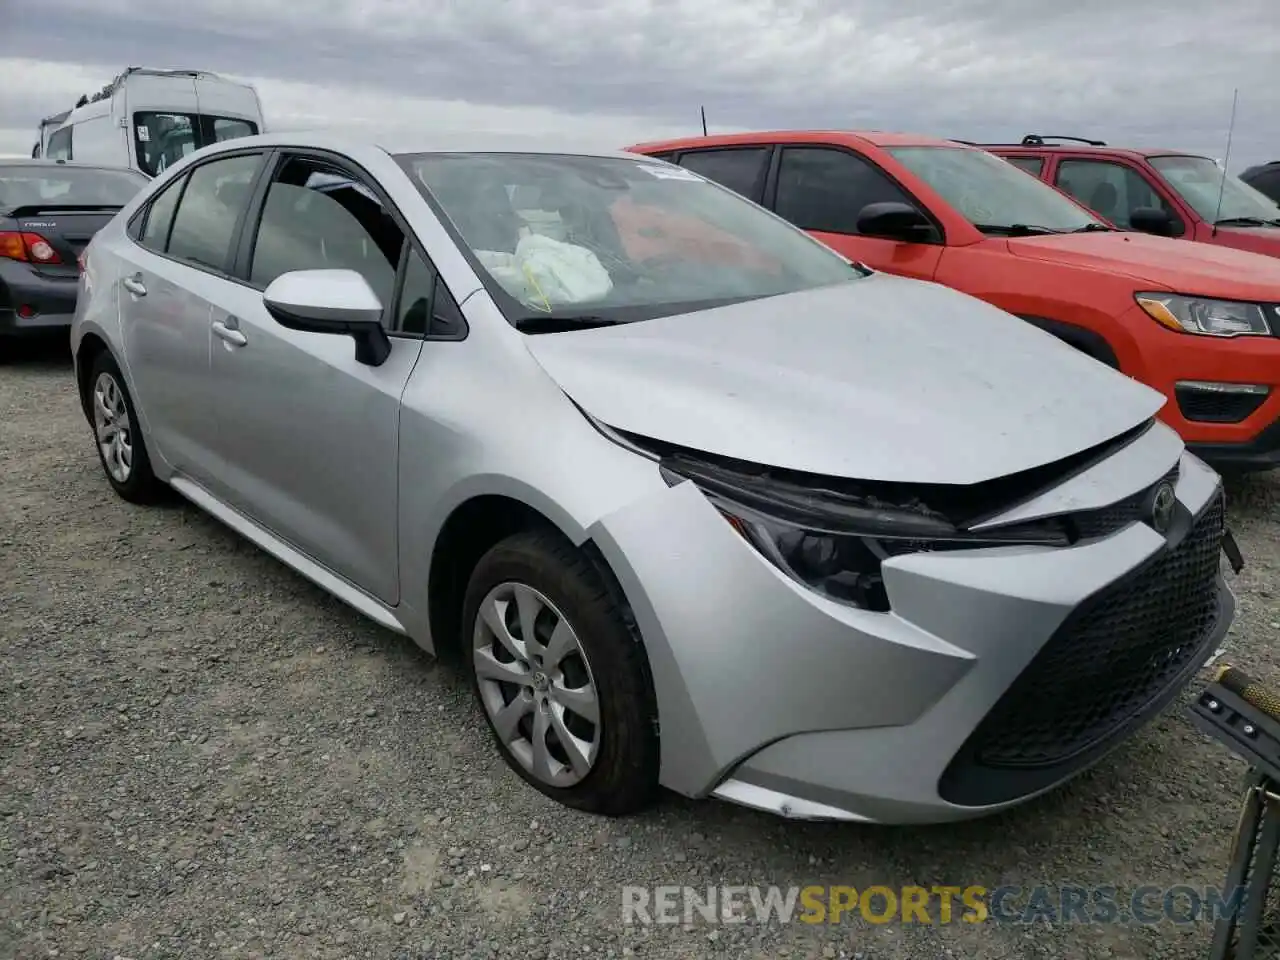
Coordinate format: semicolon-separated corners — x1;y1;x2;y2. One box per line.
0;333;73;368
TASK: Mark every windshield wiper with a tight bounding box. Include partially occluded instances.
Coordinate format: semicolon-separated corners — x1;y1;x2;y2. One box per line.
973;223;1060;236
513;314;626;333
1214;216;1280;228
1070;223;1116;233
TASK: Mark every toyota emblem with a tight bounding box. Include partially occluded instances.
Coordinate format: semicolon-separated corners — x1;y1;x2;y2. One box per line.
1147;482;1177;534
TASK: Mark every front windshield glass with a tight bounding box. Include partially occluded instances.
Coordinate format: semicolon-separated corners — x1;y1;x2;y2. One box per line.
886;145;1104;233
395;152;859;324
0;165;148;209
1148;155;1280;224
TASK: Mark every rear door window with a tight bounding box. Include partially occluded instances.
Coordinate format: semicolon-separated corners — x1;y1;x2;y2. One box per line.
137;175;186;252
676;148;770;201
165;153;263;271
210;118;257;144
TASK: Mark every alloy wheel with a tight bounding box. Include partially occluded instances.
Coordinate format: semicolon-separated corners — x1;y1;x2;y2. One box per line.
93;371;133;484
472;581;602;788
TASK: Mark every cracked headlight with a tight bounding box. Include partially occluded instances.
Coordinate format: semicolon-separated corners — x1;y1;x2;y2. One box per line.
659;459;1070;612
1136;293;1272;337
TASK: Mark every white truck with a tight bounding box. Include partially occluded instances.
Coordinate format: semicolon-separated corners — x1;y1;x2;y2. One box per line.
33;67;266;178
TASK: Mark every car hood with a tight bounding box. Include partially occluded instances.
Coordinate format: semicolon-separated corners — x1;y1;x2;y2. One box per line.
523;273;1166;485
1006;231;1280;300
1206;226;1280;260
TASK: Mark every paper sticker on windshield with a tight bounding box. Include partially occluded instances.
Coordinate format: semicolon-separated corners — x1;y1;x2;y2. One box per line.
638;163;701;181
136;126;150;142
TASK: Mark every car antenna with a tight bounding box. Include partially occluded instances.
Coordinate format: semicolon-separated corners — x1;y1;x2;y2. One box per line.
700;105;708;137
1211;88;1239;238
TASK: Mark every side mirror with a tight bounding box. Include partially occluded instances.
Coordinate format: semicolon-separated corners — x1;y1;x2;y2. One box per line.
263;268;391;366
1128;207;1177;237
855;201;936;242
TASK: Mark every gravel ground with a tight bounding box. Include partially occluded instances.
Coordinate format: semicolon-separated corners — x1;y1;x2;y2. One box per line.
3;337;1280;960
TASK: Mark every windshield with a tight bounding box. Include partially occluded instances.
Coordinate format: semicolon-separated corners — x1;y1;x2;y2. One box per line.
0;165;148;210
1148;155;1280;225
886;146;1104;233
394;152;860;325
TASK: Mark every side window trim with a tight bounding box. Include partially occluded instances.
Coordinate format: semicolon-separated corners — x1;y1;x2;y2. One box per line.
131;171;189;254
129;149;270;280
157;173;191;254
761;142;947;244
386;240;469;342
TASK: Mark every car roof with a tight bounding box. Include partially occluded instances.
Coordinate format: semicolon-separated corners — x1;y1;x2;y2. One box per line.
982;143;1209;162
628;130;964;152
193;129;654;162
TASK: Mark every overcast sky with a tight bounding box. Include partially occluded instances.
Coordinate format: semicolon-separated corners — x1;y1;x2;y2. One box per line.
1;0;1275;171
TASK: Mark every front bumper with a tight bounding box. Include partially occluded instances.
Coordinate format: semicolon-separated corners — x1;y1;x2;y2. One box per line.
1121;305;1280;472
589;426;1232;824
1187;415;1280;472
0;259;78;337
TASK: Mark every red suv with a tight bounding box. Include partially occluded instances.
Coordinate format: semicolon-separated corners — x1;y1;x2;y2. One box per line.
980;135;1280;259
627;130;1280;472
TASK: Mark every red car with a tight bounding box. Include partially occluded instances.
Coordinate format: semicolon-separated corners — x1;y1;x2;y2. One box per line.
626;130;1280;472
979;135;1280;259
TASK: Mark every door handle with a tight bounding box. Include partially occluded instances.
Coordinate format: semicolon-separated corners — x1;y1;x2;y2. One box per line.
122;275;147;297
212;320;247;347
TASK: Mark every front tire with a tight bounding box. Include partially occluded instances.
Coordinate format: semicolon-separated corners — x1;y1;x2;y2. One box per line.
88;352;164;504
462;530;659;815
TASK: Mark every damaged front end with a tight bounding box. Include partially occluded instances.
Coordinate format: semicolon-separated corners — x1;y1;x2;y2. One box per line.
629;419;1182;612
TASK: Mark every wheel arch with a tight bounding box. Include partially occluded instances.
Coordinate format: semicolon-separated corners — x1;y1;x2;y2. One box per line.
1016;313;1121;369
74;331;114;420
424;491;653;681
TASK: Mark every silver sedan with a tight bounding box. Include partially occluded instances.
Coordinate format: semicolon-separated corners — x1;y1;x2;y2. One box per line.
70;131;1235;823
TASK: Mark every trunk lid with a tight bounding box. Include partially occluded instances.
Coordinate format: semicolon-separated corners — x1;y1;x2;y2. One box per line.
6;205;121;278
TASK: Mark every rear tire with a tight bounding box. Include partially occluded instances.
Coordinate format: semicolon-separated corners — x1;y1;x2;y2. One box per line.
462;529;660;816
88;352;165;505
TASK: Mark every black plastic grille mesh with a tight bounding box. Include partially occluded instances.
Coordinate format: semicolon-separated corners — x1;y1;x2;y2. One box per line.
968;491;1225;769
1176;385;1269;425
1071;464;1180;540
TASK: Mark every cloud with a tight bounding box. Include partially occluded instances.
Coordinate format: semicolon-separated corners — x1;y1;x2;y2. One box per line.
0;0;1275;169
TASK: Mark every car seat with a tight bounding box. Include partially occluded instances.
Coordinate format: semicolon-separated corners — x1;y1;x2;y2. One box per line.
449;180;523;254
1089;181;1119;221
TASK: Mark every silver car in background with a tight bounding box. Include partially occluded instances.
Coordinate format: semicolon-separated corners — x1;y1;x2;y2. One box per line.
71;131;1235;823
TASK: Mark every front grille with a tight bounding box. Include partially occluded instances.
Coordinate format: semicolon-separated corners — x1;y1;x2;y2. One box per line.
1070;464;1180;540
939;490;1226;806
